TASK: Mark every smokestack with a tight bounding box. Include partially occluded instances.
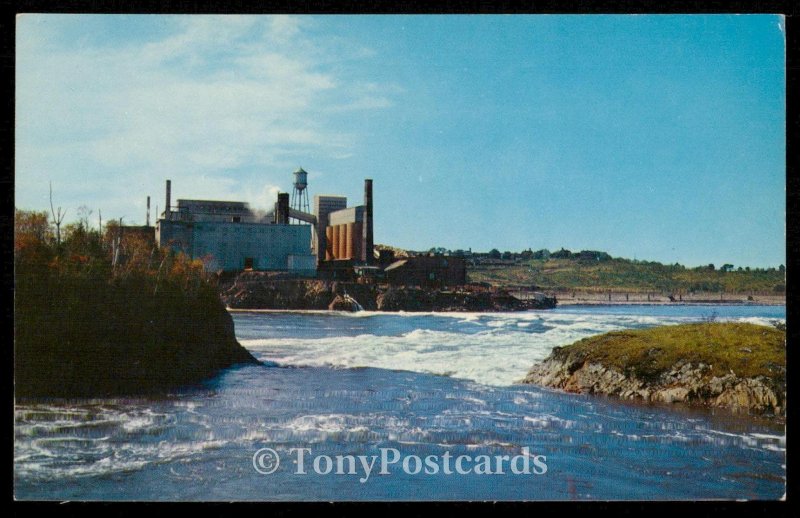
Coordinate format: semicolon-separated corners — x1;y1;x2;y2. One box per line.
146;196;151;227
362;179;373;264
165;180;172;221
275;192;290;224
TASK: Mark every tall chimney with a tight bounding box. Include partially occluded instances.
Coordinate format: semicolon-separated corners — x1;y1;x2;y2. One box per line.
165;180;172;221
146;196;151;227
362;179;373;264
275;192;290;224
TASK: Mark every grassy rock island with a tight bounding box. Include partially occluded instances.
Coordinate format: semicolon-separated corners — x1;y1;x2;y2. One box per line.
522;322;786;416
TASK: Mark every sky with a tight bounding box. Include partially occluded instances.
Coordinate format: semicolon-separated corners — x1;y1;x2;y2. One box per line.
15;14;786;268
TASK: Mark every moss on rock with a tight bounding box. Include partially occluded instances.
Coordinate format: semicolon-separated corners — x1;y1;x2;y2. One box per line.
523;323;785;416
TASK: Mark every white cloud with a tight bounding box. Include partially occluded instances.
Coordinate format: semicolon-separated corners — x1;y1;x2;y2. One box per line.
15;15;394;220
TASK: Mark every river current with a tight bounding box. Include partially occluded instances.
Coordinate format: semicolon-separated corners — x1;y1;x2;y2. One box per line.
14;304;786;500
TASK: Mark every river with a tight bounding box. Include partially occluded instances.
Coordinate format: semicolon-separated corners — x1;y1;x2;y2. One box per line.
14;304;785;500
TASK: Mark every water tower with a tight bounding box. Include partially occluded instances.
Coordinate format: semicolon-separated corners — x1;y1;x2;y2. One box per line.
291;167;310;221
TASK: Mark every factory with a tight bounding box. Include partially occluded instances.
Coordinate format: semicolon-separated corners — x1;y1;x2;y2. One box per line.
155;169;374;275
154;168;463;288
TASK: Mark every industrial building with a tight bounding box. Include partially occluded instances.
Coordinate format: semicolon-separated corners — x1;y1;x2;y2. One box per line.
156;179;316;275
155;171;374;276
310;179;374;264
151;169;475;290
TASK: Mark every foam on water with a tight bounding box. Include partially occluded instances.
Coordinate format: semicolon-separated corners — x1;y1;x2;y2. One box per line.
238;309;783;387
14;403;224;480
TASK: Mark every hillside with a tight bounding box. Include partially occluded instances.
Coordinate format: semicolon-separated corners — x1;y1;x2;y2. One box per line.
468;256;785;294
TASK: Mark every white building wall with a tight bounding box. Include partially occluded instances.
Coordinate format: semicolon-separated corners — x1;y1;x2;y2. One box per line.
157;220;315;273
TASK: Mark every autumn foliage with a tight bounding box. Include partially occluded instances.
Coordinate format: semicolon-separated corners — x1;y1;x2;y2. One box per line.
15;208;211;295
14;208;257;398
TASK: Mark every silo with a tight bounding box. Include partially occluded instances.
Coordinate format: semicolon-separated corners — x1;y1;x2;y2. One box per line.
332;225;341;260
339;224;348;260
346;222;355;259
325;226;334;261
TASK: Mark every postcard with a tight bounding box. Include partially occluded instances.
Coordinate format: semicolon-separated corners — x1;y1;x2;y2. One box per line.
14;13;786;502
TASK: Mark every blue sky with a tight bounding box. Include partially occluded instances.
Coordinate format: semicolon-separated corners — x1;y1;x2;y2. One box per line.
16;14;785;267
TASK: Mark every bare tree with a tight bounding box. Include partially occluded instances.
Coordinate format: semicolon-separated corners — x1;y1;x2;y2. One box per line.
77;205;94;231
49;182;67;245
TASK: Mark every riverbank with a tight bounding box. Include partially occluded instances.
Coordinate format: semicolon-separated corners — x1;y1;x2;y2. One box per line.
552;290;785;306
522;322;786;416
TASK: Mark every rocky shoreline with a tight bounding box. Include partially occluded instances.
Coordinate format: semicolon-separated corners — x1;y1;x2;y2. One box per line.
521;323;785;416
219;272;557;312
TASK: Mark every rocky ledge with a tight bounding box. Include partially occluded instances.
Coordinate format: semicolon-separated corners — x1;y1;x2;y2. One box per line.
219;273;557;312
522;323;785;416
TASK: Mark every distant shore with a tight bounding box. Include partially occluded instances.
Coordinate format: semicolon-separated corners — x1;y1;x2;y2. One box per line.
550;291;785;307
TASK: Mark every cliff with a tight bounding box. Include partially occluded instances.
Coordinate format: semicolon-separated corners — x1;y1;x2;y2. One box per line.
219;273;557;312
15;272;259;398
522;323;785;416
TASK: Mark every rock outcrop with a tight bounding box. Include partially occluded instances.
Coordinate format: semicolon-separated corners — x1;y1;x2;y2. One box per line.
522;324;785;416
15;273;259;398
220;273;557;312
524;354;783;415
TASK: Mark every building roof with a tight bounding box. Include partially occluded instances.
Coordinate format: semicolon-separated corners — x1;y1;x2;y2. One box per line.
177;199;249;207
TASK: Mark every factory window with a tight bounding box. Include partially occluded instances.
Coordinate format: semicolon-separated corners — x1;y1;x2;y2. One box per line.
232;216;241;223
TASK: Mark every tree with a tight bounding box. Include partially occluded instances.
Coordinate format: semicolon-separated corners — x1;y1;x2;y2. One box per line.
550;248;572;259
14;209;50;244
488;249;501;259
720;264;734;272
531;249;550;260
14;209;53;269
77;205;94;231
707;263;715;271
49;182;67;245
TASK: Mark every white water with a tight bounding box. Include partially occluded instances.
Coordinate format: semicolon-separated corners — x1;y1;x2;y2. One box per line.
240;309;782;386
